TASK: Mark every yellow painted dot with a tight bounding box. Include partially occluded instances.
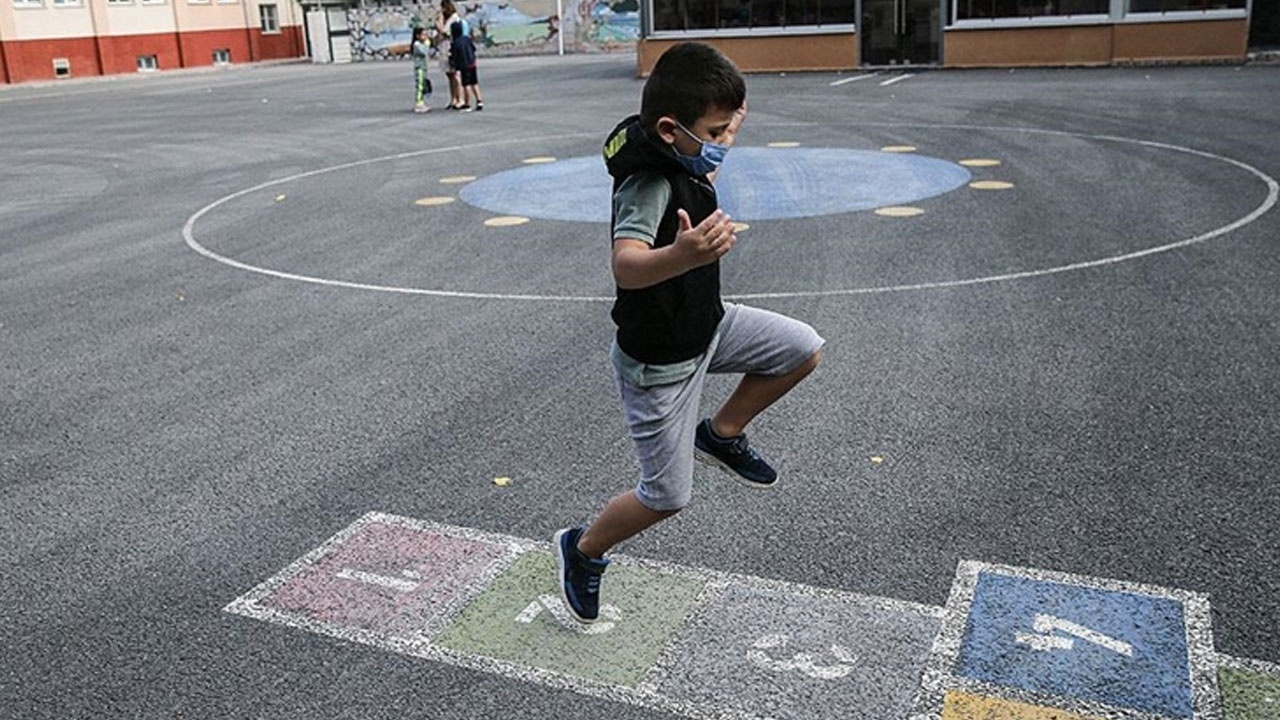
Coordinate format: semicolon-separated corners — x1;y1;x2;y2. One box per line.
523;156;556;164
970;180;1014;190
875;206;924;217
870;456;885;464
414;196;455;207
484;216;530;227
731;222;750;232
493;476;511;487
959;158;1002;167
881;145;917;153
767;141;800;148
439;175;476;184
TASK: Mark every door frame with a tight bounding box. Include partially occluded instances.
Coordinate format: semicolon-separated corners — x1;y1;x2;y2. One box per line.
857;0;946;68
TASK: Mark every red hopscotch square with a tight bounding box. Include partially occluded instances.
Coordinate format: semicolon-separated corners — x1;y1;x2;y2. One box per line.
262;521;509;638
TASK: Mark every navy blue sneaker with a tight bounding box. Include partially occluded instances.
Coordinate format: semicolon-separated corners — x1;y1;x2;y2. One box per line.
554;527;610;624
694;418;778;488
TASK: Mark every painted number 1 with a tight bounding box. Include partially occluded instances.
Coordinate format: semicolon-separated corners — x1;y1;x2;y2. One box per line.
1014;613;1134;657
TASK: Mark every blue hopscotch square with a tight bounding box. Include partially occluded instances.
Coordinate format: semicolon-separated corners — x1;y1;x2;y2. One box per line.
957;572;1193;718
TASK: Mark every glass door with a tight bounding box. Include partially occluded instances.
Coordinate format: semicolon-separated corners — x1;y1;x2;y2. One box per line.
860;0;940;66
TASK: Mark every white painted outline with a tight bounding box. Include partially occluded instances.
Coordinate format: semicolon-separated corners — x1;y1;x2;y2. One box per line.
881;74;917;87
830;72;880;86
226;513;1279;720
910;559;1222;720
226;511;942;720
184;123;1278;304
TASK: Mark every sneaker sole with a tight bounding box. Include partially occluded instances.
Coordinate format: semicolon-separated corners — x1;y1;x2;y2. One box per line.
694;448;779;489
553;528;596;625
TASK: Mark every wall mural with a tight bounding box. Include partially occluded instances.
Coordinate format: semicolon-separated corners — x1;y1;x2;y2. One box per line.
347;1;638;62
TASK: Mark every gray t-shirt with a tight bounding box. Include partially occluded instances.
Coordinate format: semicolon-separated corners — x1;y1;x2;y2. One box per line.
610;171;704;386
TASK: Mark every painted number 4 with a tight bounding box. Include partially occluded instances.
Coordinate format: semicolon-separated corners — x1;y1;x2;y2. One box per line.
1014;613;1135;657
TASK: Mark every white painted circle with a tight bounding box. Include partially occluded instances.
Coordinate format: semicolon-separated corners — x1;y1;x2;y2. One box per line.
183;126;1278;302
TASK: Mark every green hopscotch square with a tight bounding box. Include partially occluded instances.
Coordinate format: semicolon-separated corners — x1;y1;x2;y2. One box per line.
1221;667;1280;720
434;551;704;687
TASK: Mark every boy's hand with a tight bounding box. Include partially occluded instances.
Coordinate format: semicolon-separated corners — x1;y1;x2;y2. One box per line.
675;208;736;266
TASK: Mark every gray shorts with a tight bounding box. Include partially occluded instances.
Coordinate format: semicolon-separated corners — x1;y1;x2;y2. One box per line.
615;303;825;511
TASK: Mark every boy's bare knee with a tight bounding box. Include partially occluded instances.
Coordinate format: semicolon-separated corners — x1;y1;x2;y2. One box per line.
794;349;821;377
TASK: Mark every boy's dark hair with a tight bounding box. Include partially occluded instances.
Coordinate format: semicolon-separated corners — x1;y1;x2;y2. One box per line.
640;42;745;130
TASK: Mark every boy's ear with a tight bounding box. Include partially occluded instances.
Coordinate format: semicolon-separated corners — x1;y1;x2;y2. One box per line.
653;116;680;146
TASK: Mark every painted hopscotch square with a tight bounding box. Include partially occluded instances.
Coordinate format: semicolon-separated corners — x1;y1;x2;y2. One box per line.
433;551;705;688
957;569;1196;718
1219;661;1280;720
942;690;1108;720
654;583;942;720
230;513;514;643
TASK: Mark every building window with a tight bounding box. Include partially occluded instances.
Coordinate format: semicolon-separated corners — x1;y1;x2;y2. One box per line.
107;0;133;5
137;55;159;71
213;48;232;64
51;0;82;6
13;0;43;7
140;0;165;5
650;0;855;32
1128;0;1244;11
260;3;280;33
954;0;1107;20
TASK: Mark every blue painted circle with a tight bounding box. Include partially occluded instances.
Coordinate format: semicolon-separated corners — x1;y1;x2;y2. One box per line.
458;147;972;222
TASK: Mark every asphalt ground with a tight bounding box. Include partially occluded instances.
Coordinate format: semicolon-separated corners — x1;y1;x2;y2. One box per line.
1;54;1278;719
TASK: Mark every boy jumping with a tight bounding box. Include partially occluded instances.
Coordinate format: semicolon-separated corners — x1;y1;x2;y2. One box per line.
555;42;824;624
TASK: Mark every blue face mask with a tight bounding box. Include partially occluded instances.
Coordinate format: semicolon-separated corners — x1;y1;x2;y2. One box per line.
672;121;729;176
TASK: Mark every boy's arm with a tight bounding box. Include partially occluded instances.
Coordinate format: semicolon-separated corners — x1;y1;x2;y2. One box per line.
612;209;737;290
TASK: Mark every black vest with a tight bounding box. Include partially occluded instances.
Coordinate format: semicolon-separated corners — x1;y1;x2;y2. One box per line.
604;116;725;365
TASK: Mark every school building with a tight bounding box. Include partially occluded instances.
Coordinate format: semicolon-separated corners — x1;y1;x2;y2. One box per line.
635;0;1277;72
2;0;1275;85
0;0;304;84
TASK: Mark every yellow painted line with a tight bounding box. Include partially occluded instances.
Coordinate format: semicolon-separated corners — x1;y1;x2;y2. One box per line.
731;222;750;232
960;158;1002;167
523;156;557;164
881;145;917;153
970;180;1015;190
414;196;455;207
484;216;530;227
767;141;800;148
875;206;924;217
439;175;477;184
942;690;1104;720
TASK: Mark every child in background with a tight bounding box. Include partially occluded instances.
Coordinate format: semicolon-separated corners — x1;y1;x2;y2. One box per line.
410;26;432;113
449;19;484;112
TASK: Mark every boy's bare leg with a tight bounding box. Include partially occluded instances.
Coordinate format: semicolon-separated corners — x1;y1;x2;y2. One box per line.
577;491;679;558
711;351;821;438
